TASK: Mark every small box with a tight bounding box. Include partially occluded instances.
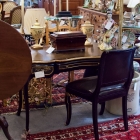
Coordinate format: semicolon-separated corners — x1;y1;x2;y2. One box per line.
50;31;86;51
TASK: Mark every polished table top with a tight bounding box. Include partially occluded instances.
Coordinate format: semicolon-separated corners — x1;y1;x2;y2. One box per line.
0;20;32;100
30;45;101;76
31;45;100;63
29;45;101;77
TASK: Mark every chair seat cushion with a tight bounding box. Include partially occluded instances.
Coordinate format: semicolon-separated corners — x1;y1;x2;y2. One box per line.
66;76;126;102
66;76;97;101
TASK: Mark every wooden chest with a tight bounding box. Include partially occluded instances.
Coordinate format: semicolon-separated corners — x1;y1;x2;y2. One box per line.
50;31;86;51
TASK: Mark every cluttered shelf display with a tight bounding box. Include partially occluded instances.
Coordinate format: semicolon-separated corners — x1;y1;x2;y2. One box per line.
79;0;121;51
122;1;140;52
78;0;140;52
83;0;115;13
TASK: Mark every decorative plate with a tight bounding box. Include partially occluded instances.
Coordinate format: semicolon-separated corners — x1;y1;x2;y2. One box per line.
122;42;132;50
135;3;140;15
122;30;136;45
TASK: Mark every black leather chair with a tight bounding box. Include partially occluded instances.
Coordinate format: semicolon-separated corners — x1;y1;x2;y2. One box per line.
65;47;136;140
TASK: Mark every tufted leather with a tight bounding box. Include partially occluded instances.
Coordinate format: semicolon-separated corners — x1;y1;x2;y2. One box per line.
65;47;137;140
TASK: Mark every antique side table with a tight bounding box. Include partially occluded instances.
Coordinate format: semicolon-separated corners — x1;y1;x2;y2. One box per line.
0;20;32;140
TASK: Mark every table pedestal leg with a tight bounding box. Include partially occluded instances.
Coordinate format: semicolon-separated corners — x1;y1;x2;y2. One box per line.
0;115;13;140
24;81;29;132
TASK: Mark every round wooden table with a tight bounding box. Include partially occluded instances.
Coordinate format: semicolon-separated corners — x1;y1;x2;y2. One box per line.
0;20;32;140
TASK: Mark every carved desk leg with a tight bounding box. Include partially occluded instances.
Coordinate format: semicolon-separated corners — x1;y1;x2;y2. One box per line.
0;115;13;140
46;77;52;104
68;71;74;82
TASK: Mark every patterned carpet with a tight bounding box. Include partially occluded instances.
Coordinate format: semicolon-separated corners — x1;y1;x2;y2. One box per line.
26;115;140;140
0;70;84;114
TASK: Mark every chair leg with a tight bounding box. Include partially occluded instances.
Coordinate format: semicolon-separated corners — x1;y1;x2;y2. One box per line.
65;93;72;126
17;89;22;116
99;102;105;115
92;102;99;140
0;115;13;140
122;96;128;131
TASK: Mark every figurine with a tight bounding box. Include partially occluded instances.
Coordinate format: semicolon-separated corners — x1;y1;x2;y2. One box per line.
106;0;115;11
98;9;118;50
92;1;96;9
88;0;93;9
83;0;90;7
100;0;107;12
102;9;116;32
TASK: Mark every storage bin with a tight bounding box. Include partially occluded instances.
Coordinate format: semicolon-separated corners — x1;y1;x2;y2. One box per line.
106;71;140;115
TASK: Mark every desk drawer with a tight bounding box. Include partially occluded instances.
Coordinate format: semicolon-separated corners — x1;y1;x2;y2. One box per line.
32;64;54;77
58;61;99;71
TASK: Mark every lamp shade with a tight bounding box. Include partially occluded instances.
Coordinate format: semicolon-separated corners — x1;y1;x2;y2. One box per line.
127;0;140;8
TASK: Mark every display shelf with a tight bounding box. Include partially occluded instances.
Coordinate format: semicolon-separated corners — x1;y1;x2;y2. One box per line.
44;15;83;21
122;26;140;30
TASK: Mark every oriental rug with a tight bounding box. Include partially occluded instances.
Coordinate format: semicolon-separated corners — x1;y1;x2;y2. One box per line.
26;115;140;140
0;70;84;114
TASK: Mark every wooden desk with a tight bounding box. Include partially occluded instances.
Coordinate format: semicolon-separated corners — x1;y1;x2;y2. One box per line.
31;46;100;74
22;45;100;132
22;45;139;132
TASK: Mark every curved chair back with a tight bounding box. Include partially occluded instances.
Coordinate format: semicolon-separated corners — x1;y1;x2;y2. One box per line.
3;1;17;14
96;47;136;95
65;47;137;140
9;6;21;25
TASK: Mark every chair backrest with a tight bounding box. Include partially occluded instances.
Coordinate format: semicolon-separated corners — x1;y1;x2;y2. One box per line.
46;19;78;45
96;47;136;92
9;6;21;25
3;1;17;14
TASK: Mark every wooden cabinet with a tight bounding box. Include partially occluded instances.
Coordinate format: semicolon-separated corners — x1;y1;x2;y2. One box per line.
62;0;84;15
78;6;119;36
43;0;59;16
39;0;84;16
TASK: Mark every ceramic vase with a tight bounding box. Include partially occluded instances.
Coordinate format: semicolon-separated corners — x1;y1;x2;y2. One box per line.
81;21;94;45
30;19;44;49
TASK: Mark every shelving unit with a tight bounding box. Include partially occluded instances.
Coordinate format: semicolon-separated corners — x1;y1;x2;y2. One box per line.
120;0;140;49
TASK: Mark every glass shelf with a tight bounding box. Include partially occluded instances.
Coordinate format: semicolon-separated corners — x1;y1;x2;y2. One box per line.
44;15;83;21
122;26;140;30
